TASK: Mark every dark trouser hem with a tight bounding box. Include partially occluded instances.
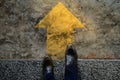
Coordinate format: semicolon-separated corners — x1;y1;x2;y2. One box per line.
44;64;78;80
64;64;78;80
44;73;55;80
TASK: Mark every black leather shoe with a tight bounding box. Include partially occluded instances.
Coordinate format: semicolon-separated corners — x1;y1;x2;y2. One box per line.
65;44;77;66
42;56;54;76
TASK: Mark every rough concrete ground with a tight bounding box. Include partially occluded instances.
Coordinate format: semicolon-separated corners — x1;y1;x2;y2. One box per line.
0;59;120;80
0;0;120;59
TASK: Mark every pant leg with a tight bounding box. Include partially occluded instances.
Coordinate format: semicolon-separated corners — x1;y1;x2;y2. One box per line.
44;73;55;80
64;65;78;80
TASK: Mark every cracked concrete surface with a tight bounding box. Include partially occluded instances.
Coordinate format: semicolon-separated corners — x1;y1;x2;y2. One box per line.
0;0;120;59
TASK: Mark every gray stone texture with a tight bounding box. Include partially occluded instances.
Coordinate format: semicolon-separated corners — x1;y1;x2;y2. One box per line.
0;0;120;59
0;59;120;80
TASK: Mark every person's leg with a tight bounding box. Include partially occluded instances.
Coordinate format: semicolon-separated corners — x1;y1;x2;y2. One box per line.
65;64;78;80
44;73;55;80
64;44;78;80
42;57;55;80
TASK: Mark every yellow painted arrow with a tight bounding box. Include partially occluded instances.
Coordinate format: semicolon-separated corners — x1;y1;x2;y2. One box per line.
35;2;84;59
